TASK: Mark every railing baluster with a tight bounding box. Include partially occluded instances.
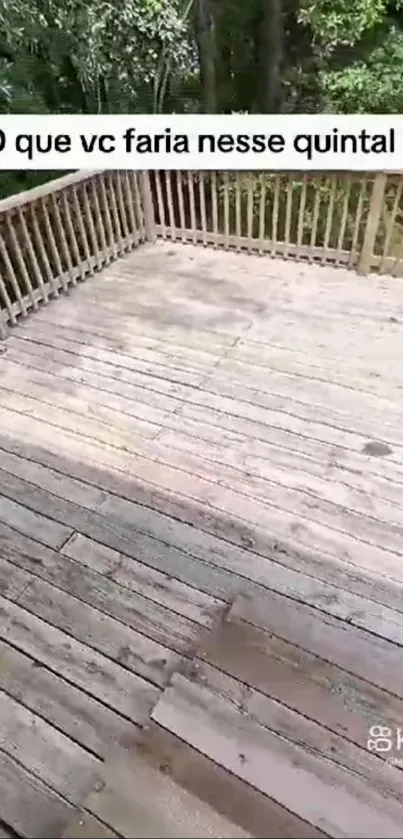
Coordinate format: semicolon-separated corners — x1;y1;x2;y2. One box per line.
115;171;131;250
223;172;230;249
187;172;197;244
107;172;125;255
177;171;186;242
349;176;367;267
72;184;93;275
165;171;176;241
0;231;27;316
309;179;321;262
17;206;48;303
99;173;116;260
296;174;307;257
90;177;110;263
132;172;146;240
123;171;138;247
271;175;280;255
211;172;218;246
247;175;253;252
336;175;352;265
62;189;84;278
41;196;67;291
199;172;207;246
235;174;241;250
0;269;16;326
6;213;38;309
155;171;166;238
284;174;293;257
50;192;75;285
321;174;337;264
258;174;266;255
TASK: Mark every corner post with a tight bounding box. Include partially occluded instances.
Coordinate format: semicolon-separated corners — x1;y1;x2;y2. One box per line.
358;172;387;275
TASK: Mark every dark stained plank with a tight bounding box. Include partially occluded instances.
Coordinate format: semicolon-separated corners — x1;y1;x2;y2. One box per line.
137;722;327;839
83;748;249;838
63;533;225;627
0;494;72;550
197;618;403;759
2;456;403;641
186;658;403;803
0;555;180;688
0;639;135;758
0;521;207;665
0;689;99;805
0;596;159;725
0;749;75;838
229;592;403;696
2;432;403;617
152;674;403;837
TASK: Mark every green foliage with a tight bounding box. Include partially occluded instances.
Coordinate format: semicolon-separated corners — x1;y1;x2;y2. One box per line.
299;0;387;53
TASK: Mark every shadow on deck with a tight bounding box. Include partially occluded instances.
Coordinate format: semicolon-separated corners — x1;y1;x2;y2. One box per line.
0;240;403;837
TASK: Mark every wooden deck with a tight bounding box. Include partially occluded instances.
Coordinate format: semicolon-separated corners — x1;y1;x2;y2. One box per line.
0;240;403;837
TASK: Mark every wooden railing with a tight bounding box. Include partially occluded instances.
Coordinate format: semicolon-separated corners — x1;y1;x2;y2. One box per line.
1;168;402;336
151;170;403;276
0;170;154;338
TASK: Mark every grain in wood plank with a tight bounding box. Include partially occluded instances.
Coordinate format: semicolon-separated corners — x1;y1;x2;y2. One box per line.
218;338;403;398
144;432;403;559
16;319;221;377
179;389;403;465
0;494;72;550
152;673;403;837
62;813;119;839
28;302;235;355
9;330;205;387
188;655;403;798
163;400;403;493
0;381;161;445
230;592;403;696
3;339;194;402
137;722;325;839
0;357;174;428
0;445;107;511
157;427;403;526
0;638;135;758
0;688;99;804
0;596;159;724
0;749;75;838
207;365;403;446
0;552;183;685
83;747;249;838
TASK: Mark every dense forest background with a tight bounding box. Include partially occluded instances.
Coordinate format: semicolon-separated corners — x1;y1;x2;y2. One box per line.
0;0;402;197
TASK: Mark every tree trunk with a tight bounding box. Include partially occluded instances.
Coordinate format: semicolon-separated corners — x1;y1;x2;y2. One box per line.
195;0;217;112
259;0;283;112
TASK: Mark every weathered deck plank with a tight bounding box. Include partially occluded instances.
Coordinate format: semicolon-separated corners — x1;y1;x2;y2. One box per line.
1;241;403;836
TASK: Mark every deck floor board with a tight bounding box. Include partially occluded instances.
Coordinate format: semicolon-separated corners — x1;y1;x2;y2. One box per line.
0;241;403;837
